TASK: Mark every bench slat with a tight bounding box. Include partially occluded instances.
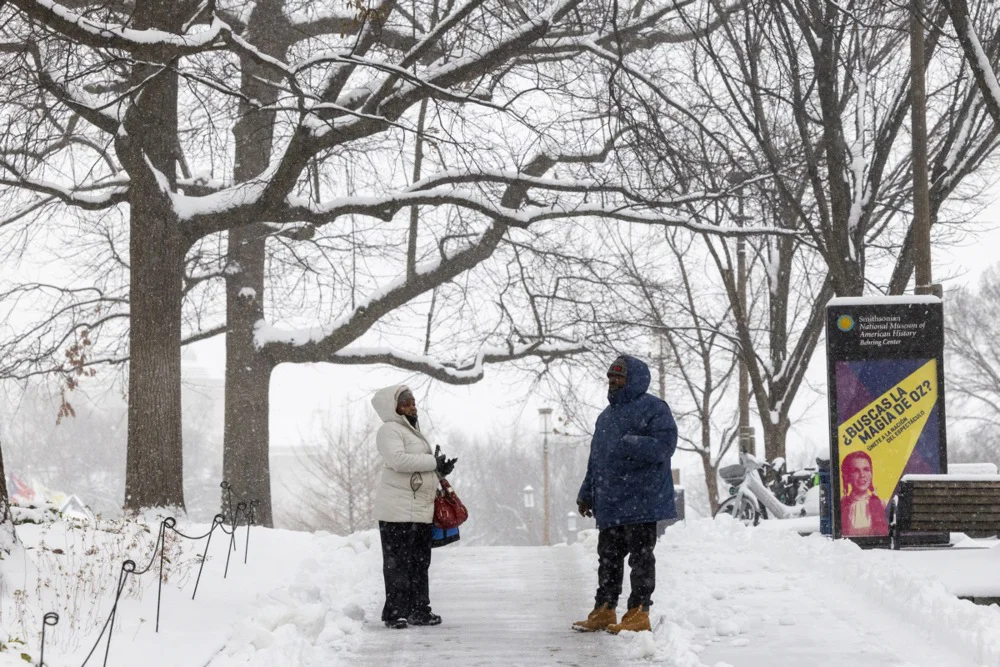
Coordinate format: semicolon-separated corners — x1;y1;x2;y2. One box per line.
911;511;1000;522
910;502;1000;511
911;505;1000;518
906;482;1000;490
907;490;1000;498
908;522;1000;532
912;498;1000;506
913;496;1000;506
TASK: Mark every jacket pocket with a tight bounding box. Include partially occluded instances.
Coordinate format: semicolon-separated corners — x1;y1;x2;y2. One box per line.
382;470;414;491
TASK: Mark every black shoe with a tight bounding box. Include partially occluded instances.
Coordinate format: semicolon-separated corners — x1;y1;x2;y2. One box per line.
384;617;408;629
407;611;442;626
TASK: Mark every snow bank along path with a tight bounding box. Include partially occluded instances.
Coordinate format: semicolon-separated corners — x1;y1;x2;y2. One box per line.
204;519;1000;667
18;518;997;665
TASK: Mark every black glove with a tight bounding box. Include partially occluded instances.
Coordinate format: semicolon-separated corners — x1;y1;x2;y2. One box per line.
435;445;457;476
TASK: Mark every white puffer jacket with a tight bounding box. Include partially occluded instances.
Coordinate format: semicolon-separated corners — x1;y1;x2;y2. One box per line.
371;384;439;523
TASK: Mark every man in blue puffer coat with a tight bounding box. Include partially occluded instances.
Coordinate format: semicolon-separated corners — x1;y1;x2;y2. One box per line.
572;355;678;635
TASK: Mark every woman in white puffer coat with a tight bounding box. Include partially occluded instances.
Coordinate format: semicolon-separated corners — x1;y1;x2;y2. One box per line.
371;384;456;629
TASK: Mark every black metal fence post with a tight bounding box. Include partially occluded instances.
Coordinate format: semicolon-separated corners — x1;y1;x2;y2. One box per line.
39;482;257;667
39;612;59;666
192;514;226;601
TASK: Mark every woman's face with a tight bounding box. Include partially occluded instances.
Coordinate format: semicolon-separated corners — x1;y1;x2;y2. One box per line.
396;391;418;417
845;457;872;493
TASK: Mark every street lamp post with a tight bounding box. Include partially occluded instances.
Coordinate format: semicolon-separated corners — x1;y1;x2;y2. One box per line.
909;0;938;297
539;407;553;546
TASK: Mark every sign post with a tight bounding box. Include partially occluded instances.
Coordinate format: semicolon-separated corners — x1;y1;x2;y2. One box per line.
826;296;947;547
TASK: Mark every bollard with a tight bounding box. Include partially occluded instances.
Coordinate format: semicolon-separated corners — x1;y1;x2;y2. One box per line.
816;456;832;536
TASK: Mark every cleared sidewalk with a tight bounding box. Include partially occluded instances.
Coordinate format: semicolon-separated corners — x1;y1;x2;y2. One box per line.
351;545;629;666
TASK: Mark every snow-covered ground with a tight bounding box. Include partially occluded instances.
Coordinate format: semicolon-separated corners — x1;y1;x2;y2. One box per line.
2;515;1000;666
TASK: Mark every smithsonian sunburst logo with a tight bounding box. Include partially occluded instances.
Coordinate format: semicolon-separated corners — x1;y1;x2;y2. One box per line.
836;314;855;332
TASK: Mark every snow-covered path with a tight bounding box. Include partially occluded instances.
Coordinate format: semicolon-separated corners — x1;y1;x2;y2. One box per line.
13;516;1000;667
199;520;1000;667
349;546;628;666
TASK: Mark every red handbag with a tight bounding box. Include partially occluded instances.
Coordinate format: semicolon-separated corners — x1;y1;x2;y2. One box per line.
433;478;469;529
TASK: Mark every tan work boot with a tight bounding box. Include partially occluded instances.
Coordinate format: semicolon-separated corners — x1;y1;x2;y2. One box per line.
571;603;617;632
606;607;650;634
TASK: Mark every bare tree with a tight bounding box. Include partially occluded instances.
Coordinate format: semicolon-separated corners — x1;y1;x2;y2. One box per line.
0;0;757;522
604;0;1000;460
645;232;741;513
945;0;1000;127
276;413;381;535
943;264;1000;470
445;428;590;546
945;266;1000;429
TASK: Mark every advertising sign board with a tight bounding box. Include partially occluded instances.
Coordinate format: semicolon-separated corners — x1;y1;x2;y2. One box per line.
826;296;947;546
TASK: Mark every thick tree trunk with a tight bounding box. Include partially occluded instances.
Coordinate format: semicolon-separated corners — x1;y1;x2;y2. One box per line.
814;7;867;299
223;222;274;526
700;450;721;515
125;213;186;510
122;0;188;511
0;439;7;512
0;440;13;552
222;21;283;525
761;415;790;465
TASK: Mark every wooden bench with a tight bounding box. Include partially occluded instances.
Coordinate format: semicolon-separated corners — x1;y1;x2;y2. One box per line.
889;474;1000;549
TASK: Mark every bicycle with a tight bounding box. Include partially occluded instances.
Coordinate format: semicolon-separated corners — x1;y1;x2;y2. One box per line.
714;451;819;525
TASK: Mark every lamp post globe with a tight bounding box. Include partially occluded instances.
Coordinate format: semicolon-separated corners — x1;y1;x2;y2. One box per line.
523;485;535;509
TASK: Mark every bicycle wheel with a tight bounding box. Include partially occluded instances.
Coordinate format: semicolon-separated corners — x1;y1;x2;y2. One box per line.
714;495;760;526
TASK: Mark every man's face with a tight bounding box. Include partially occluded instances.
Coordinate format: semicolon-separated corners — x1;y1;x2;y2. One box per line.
396;392;418;417
607;373;627;392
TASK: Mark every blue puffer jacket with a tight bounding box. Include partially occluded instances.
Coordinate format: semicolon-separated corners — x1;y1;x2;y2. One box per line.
577;356;678;530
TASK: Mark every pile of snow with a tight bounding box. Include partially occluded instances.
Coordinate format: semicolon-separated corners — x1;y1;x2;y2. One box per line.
207;531;382;665
616;518;1000;666
0;513;330;666
0;510;383;667
3;512;999;666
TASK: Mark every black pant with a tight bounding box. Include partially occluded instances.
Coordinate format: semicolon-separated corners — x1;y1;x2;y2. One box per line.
595;522;657;610
379;521;433;622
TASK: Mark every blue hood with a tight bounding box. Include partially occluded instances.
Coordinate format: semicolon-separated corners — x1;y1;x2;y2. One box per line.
609;355;652;405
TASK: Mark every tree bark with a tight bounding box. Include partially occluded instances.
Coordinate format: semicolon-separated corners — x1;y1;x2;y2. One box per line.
0;437;12;549
122;0;188;511
0;440;7;512
814;6;865;297
223;4;284;526
125;204;186;510
761;411;790;465
700;449;721;515
222;219;273;525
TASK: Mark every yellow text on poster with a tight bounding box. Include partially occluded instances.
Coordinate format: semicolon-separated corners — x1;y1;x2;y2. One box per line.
838;359;937;500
